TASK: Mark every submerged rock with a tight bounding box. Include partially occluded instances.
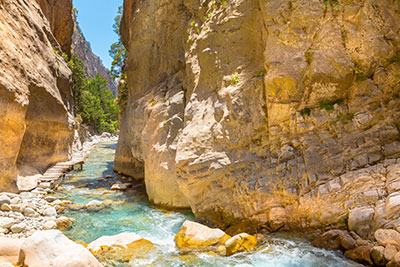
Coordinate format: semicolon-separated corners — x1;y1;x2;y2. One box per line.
55;216;72;230
17;230;102;267
86;200;104;211
225;233;257;256
174;220;231;252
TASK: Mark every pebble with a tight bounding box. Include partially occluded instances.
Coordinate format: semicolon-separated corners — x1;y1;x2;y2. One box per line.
0;196;11;206
23;207;37;217
44;196;57;203
111;183;128;191
11;222;26;233
42;220;57;230
1;204;11;211
0;217;15;228
43;207;57;217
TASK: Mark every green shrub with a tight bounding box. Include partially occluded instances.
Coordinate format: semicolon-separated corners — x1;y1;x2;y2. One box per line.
320;99;344;110
300;108;311;117
230;74;240;85
253;70;266;77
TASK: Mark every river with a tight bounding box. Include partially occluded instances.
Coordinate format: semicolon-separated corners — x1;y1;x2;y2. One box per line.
53;142;360;267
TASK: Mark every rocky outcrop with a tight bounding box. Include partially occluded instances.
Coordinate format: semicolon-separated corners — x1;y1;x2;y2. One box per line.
0;0;75;192
116;0;400;235
72;17;118;96
37;0;74;55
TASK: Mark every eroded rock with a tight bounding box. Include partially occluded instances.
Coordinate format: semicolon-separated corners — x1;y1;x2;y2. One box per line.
17;230;102;267
174;220;231;252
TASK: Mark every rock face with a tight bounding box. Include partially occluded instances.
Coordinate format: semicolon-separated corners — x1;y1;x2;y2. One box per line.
116;0;400;233
0;0;75;192
37;0;74;55
72;16;118;97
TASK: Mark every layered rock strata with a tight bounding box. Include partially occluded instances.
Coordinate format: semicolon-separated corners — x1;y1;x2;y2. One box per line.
116;0;400;237
0;0;75;191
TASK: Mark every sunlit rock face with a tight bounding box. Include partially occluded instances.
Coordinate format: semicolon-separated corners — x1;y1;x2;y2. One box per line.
117;0;400;234
0;0;75;192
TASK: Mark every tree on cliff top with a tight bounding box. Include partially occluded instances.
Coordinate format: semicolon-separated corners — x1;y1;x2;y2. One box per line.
109;6;126;80
109;6;128;111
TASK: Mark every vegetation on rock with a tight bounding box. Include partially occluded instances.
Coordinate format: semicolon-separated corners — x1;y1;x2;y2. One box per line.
68;54;118;133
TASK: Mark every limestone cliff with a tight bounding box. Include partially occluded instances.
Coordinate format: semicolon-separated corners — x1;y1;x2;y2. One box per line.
116;0;400;236
0;0;75;192
72;17;118;97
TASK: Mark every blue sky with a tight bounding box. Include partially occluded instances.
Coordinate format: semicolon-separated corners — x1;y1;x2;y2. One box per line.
72;0;123;69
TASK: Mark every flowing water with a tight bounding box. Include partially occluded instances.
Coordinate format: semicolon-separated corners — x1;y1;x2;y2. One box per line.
54;142;361;267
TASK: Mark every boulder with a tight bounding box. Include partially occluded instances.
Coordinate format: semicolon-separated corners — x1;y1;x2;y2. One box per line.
385;244;400;262
0;237;23;263
225;233;257;256
17;175;39;192
370;246;387;266
88;232;143;252
388;252;400;267
87;232;153;263
17;230;103;267
375;229;400;247
348;207;374;238
174;220;231;252
312;230;356;251
56;216;72;230
344;245;373;265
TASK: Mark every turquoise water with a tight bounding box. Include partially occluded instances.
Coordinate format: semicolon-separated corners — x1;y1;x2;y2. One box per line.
54;142;361;267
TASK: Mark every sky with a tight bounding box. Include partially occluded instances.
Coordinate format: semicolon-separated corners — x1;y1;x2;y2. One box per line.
72;0;123;69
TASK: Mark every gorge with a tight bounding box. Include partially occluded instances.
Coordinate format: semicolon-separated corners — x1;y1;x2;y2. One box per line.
0;0;400;266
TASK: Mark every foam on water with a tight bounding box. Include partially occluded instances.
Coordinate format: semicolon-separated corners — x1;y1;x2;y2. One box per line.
54;142;361;267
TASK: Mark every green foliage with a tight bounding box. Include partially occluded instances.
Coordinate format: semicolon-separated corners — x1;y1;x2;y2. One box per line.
300;108;311;117
109;6;126;80
389;57;400;64
68;54;119;133
253;70;266;77
350;65;364;75
329;112;354;125
230;74;240;85
305;49;313;64
190;20;196;28
320;99;344;111
323;0;339;7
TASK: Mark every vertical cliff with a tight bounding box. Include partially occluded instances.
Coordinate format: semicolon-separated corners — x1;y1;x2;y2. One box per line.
0;0;75;192
116;0;400;235
72;18;118;97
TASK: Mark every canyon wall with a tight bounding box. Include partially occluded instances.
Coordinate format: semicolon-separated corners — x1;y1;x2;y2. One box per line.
0;0;75;191
117;0;400;236
72;18;118;97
